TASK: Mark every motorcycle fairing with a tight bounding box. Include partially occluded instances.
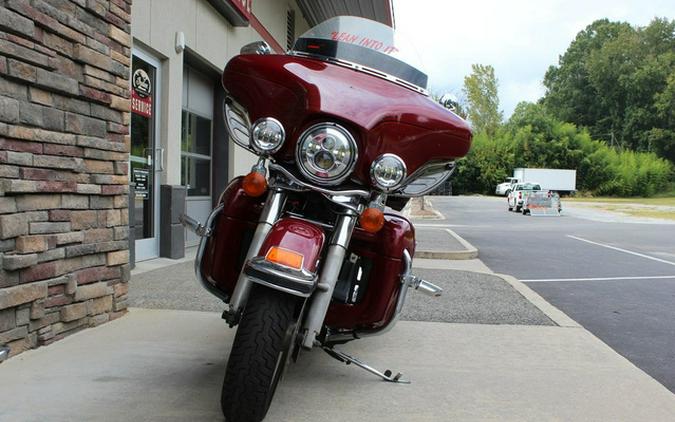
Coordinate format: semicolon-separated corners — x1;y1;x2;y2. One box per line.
223;54;472;185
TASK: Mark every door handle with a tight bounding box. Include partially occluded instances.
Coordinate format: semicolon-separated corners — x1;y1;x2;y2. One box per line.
155;147;165;172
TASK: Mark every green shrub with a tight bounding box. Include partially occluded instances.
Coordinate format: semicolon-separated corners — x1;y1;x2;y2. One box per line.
453;102;673;196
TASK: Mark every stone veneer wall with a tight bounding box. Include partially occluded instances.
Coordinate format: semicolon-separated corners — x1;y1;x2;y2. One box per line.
0;0;132;359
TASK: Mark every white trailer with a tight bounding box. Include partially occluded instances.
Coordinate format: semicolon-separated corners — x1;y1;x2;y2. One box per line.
512;168;576;194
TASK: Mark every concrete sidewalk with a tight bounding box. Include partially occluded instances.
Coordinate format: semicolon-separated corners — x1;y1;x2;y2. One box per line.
2;217;675;420
1;308;675;421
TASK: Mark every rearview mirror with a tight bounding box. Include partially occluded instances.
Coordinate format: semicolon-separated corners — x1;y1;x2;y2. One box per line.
438;93;459;111
240;41;271;55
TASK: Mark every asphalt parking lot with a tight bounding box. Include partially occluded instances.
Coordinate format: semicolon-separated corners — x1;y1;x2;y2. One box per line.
426;195;675;392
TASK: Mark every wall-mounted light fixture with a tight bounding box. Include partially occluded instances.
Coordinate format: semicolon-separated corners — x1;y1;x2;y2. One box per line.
175;31;185;54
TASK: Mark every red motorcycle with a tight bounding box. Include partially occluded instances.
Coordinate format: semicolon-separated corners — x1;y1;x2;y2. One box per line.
180;16;471;422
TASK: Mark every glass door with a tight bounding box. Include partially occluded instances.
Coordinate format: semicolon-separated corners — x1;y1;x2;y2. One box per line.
130;50;160;261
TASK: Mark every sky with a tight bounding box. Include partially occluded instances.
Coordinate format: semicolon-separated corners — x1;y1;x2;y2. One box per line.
393;0;675;118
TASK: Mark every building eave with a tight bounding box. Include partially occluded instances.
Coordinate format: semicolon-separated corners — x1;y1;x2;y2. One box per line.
295;0;395;28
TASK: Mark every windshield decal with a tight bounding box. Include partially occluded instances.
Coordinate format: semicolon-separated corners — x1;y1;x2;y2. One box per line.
330;31;399;55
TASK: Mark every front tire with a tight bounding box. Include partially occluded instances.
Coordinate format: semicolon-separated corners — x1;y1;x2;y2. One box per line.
221;285;299;422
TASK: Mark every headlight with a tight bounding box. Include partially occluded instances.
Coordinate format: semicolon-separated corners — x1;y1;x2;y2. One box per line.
296;123;358;185
370;154;407;191
250;117;285;154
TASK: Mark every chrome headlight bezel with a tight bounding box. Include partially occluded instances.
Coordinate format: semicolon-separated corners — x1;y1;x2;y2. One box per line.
250;117;285;154
370;153;407;192
295;122;358;186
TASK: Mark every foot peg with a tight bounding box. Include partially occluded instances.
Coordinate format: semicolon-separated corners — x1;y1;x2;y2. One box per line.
403;275;442;297
415;279;442;296
0;346;9;362
323;347;411;384
179;214;212;237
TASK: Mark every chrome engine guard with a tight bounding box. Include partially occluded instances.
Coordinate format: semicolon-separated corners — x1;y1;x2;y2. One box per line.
180;204;229;303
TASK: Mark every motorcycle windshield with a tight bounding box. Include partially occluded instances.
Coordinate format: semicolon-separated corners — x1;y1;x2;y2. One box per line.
292;16;428;92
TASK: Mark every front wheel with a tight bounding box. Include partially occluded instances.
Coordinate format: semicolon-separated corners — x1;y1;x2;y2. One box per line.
221;284;299;422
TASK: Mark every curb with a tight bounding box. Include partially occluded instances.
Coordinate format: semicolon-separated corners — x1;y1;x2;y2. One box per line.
414;228;479;260
403;197;445;220
496;273;581;328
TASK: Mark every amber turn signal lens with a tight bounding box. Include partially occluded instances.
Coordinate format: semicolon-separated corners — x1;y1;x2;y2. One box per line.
265;247;304;270
242;171;267;197
359;207;385;233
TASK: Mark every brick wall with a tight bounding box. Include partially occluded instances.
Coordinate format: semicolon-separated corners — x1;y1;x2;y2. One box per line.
0;0;131;359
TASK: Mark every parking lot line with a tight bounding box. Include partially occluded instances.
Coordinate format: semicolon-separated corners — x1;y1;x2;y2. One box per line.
522;275;675;283
567;235;675;267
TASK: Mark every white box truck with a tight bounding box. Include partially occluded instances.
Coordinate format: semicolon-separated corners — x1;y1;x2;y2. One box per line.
512;168;576;194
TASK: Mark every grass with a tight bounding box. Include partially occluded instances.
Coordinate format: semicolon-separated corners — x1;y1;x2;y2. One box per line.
566;196;675;206
599;206;675;221
565;189;675;220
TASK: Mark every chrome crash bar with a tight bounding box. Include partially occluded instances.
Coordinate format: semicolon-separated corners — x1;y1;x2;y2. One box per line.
180;204;228;303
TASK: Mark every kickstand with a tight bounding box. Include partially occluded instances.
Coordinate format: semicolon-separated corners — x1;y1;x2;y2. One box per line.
322;347;411;384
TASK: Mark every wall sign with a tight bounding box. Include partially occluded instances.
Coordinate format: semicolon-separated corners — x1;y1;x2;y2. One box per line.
131;68;153;118
133;167;149;199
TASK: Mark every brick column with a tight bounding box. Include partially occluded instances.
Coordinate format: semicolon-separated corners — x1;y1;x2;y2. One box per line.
0;0;132;359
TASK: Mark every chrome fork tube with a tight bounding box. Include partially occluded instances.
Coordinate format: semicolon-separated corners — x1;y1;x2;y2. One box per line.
301;212;358;349
228;189;286;316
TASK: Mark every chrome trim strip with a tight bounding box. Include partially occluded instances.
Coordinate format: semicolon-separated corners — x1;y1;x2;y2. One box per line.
245;257;317;298
193;204;229;302
247;277;313;299
223;96;254;152
397;161;455;197
288;51;429;96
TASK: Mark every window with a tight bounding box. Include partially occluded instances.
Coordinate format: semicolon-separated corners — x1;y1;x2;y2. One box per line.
181;110;212;196
286;8;295;50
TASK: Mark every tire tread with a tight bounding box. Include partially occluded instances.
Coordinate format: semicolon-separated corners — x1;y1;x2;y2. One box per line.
221;285;296;422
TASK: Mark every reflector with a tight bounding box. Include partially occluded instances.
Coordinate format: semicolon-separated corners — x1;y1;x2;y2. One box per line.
265;246;304;270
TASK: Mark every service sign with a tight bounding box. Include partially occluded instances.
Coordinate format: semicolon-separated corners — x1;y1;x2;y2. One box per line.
131;68;152;118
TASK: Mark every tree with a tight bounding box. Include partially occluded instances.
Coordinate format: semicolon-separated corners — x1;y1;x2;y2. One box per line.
543;18;675;162
462;64;503;137
543;19;632;131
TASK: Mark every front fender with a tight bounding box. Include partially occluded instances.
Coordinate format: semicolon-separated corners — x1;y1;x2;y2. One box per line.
244;218;325;297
